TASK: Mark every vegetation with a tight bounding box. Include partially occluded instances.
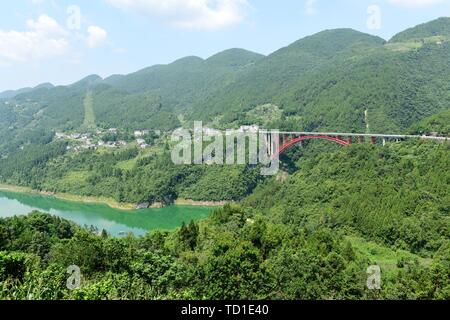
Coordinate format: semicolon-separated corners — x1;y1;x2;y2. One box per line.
0;141;448;300
0;18;449;300
1;18;449;156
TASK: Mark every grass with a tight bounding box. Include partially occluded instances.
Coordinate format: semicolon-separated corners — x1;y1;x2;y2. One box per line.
246;103;282;125
60;171;89;185
386;36;447;53
385;42;423;52
82;91;96;130
347;236;432;275
116;158;138;171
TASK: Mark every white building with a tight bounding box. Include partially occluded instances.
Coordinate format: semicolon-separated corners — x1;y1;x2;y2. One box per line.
134;130;143;137
55;132;66;139
239;125;260;133
116;140;127;146
134;130;150;137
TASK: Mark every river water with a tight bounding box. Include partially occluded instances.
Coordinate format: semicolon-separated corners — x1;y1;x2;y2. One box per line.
0;190;215;237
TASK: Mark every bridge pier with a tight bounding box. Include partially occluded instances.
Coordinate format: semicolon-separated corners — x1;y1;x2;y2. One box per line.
358;136;365;144
347;137;353;145
370;137;376;145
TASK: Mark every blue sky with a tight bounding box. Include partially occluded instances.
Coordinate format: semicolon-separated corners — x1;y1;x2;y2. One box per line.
0;0;449;91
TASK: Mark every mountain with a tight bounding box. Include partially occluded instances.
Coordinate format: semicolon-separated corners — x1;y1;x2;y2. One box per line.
34;82;54;90
0;19;448;301
390;17;450;43
1;18;449;156
205;48;265;67
189;29;387;125
0;83;54;100
0;88;32;100
187;23;450;133
70;74;103;89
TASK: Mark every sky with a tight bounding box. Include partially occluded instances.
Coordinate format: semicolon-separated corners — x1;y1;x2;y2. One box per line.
0;0;449;91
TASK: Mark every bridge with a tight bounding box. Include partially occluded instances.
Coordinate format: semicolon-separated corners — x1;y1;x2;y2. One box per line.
259;131;449;157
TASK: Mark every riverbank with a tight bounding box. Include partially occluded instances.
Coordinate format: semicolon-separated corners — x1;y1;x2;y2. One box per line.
175;199;230;207
0;184;227;210
0;184;136;210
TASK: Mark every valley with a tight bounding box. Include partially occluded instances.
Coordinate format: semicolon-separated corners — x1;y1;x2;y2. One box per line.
0;17;449;300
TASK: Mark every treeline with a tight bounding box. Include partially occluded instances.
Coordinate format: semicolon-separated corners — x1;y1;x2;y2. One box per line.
0;206;448;300
0;141;67;188
0;143;262;204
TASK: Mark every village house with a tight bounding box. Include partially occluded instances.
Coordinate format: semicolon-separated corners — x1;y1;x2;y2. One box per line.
239;125;259;133
55;132;67;139
134;129;150;137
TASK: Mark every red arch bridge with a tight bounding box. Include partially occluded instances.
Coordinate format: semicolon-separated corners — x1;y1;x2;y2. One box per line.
259;131;449;157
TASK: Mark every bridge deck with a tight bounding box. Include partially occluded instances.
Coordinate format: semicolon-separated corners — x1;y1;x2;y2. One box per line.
259;131;449;141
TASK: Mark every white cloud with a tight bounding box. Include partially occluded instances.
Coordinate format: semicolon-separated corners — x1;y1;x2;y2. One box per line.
387;0;446;8
86;25;108;48
26;14;67;35
105;0;249;30
0;15;69;62
305;0;318;15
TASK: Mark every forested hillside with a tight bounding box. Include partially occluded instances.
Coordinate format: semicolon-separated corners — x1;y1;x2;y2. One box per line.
0;17;449;205
1;142;448;300
390;17;450;42
1;18;449;144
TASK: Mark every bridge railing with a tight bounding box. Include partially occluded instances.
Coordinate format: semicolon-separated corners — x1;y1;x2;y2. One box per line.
259;131;449;141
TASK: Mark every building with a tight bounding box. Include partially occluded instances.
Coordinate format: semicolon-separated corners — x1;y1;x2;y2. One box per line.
134;129;150;137
116;140;127;146
55;132;66;139
239;125;259;133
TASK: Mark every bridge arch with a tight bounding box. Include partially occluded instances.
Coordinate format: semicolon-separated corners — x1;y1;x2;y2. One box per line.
276;135;350;156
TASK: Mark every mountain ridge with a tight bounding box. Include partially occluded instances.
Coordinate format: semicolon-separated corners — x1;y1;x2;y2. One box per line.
0;18;449;156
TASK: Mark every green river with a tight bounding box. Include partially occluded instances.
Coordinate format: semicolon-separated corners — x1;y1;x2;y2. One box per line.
0;191;215;237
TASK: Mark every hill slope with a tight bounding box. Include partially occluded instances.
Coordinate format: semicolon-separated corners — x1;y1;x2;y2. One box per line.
390;17;450;43
0;18;449;157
